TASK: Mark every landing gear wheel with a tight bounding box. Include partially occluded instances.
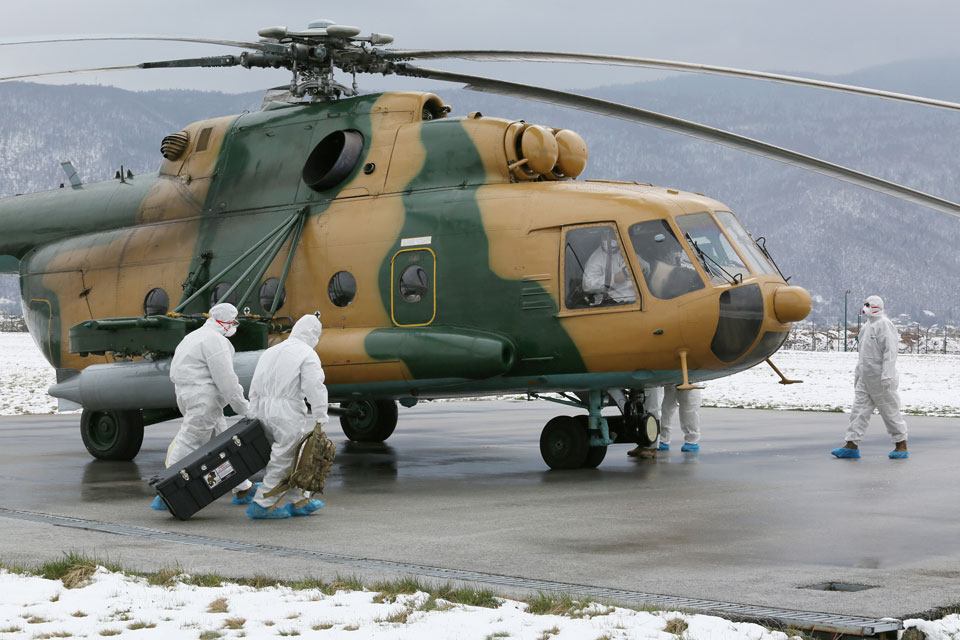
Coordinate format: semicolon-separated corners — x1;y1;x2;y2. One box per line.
80;409;144;460
637;412;661;447
540;415;589;470
339;399;398;442
573;415;606;468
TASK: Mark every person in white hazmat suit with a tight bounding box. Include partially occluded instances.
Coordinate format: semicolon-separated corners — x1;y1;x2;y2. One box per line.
660;385;702;452
150;303;257;510
582;233;637;305
831;295;909;460
246;314;329;520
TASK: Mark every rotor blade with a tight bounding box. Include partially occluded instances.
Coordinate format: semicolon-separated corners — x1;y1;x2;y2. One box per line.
0;35;278;53
394;64;960;219
0;54;245;83
0;65;141;83
384;50;960;113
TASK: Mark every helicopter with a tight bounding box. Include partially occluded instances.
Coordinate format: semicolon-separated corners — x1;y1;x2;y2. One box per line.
2;20;959;470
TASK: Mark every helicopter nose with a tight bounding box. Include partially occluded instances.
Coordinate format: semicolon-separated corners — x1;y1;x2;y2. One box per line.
773;285;812;323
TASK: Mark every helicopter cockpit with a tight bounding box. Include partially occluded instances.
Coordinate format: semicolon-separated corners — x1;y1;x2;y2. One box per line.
563;209;780;312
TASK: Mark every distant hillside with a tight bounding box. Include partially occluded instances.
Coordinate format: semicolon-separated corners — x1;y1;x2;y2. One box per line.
1;59;959;325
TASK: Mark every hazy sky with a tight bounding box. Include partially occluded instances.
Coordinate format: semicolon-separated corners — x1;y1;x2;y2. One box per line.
2;0;960;94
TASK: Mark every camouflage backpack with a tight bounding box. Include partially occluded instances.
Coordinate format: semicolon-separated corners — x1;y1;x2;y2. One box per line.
263;422;336;499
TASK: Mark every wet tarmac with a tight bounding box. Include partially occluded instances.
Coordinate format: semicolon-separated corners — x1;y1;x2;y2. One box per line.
1;400;958;619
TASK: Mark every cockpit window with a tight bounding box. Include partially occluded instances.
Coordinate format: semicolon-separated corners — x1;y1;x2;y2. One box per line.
628;220;705;299
564;225;638;309
675;213;751;284
714;211;778;275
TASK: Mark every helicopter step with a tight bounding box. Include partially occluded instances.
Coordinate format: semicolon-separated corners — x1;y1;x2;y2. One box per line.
536;389;660;470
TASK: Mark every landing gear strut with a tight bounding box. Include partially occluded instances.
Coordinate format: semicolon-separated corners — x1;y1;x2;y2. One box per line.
533;389;660;470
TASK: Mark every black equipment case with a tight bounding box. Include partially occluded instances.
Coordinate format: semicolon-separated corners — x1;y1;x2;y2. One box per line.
149;417;271;520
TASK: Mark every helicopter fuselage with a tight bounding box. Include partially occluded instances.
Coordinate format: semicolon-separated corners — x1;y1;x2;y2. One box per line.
0;90;809;406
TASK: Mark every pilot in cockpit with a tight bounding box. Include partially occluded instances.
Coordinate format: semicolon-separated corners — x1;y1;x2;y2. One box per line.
629;223;703;300
581;229;637;305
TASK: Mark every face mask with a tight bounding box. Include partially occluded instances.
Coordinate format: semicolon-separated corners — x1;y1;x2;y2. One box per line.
216;318;239;337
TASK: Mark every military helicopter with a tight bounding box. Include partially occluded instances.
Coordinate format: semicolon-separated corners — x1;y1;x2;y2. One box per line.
2;21;959;469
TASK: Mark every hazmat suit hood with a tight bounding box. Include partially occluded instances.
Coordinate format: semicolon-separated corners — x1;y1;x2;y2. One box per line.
863;295;885;322
290;314;322;348
206;303;239;337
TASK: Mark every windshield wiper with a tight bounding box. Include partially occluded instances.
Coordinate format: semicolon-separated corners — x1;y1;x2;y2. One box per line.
755;236;789;282
685;233;740;285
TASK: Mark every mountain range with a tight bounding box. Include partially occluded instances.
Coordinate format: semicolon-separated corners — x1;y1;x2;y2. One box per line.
2;58;959;325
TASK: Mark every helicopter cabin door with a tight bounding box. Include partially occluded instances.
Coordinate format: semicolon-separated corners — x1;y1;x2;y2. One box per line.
390;248;436;327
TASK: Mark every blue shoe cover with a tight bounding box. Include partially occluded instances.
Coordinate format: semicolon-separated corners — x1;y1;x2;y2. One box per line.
658;442;670;451
231;482;262;505
285;499;325;517
681;443;700;453
888;450;909;459
831;447;861;459
246;503;291;519
150;495;168;511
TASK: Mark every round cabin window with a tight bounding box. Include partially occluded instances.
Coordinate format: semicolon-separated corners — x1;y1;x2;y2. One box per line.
302;130;364;192
210;282;237;307
259;278;286;313
143;288;170;316
398;265;428;303
328;271;357;307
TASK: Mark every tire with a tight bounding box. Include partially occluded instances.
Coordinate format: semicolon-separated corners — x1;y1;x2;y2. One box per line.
573;416;607;468
637;413;661;446
80;409;144;460
540;415;589;470
582;445;607;468
339;399;398;442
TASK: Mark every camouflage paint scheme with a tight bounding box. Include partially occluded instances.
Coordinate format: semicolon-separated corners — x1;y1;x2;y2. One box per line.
0;91;804;407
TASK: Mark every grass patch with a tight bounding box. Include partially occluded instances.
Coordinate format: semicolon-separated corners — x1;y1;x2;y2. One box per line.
312;622;336;630
37;552;122;589
432;583;500;609
377;606;414;624
49;592;61;602
146;566;184;587
199;632;222;640
277;630;300;637
537;626;560;640
207;598;229;614
371;576;426;603
26;616;49;624
99;631;121;637
343;625;359;631
127;621;157;630
33;633;73;639
70;611;86;618
525;592;580;616
322;575;365;595
222;617;246;630
485;633;510;639
0;626;22;634
183;573;226;588
664;617;688;635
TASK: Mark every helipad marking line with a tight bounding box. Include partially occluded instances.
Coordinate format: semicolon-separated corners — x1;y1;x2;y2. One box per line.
0;506;902;636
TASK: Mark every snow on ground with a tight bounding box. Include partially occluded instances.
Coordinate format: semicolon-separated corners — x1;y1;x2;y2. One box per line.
701;350;960;417
2;332;959;417
0;332;60;415
1;566;951;640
